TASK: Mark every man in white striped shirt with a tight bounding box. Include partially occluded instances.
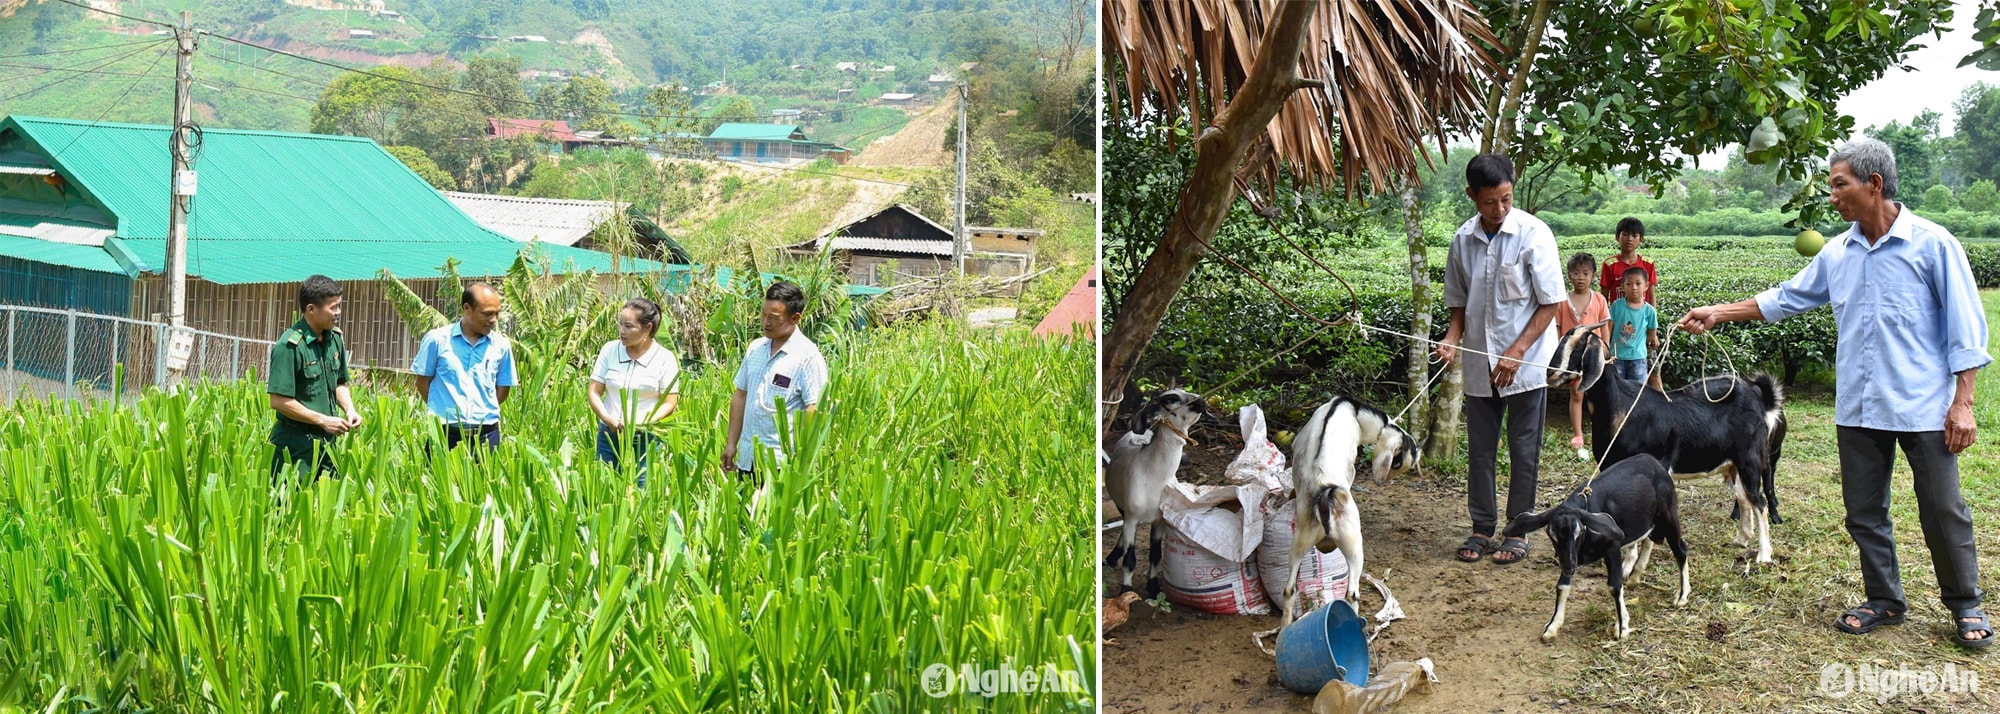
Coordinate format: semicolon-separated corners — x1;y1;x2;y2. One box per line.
725;281;829;476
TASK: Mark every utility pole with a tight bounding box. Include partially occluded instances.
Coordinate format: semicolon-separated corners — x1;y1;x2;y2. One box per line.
160;10;196;387
954;81;967;275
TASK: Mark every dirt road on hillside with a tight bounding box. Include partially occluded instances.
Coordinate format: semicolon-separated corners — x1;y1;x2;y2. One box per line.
852;99;954;168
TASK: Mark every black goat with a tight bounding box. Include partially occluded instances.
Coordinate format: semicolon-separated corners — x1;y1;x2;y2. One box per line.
1504;446;1689;642
1548;323;1785;564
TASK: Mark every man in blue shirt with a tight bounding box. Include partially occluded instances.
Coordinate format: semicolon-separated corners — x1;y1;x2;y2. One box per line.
724;281;829;477
1680;138;1992;649
413;282;517;455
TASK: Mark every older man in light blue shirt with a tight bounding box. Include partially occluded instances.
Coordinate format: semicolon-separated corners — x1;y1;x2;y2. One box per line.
1681;138;1992;649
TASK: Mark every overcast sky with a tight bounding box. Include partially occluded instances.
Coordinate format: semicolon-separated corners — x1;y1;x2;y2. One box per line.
1838;0;1993;137
1690;1;1993;168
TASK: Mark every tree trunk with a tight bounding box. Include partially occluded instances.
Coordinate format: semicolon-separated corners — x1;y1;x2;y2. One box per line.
1400;180;1432;435
1490;0;1555;153
1427;360;1464;460
1479;0;1528;153
1437;0;1552;457
1098;0;1322;437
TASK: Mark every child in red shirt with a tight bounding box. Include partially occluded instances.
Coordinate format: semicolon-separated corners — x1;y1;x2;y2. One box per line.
1600;216;1662;389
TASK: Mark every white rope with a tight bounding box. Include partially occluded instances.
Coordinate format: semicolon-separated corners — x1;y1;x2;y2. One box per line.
1347;318;1582;376
1583;325;1682;491
1391;355;1452;426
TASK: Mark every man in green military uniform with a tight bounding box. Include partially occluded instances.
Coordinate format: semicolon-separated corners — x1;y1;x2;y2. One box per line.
268;275;362;480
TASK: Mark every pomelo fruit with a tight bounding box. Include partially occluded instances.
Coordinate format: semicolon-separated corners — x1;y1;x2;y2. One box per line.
1795;229;1825;257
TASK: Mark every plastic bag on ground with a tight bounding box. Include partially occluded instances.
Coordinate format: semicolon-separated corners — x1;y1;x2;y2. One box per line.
1224;404;1290;497
1312;658;1438;714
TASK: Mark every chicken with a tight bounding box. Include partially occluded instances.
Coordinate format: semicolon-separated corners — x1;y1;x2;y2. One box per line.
1102;591;1144;646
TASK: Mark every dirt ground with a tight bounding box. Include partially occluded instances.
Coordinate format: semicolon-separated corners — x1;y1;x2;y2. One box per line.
850;99;954;168
820;179;910;233
1102;438;1593;713
1097;424;1859;714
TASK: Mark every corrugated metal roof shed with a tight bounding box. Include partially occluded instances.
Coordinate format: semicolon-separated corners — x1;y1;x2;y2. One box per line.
488;118;577;141
443;191;622;246
827;236;953;256
817;203;954;241
1033;265;1096;340
0;234;125;274
4;116;503;244
709;123;804;141
0;115;656;282
0;213;114;246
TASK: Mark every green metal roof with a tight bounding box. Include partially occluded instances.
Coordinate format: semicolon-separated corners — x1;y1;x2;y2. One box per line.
2;116;502;244
108;238;659;285
0;115;653;283
0;234;126;274
707;123;805;141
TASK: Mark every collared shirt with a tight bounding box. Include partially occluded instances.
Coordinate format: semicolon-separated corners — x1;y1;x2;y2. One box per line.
1444;209;1566;398
1601;255;1657;304
1755;204;1991;431
591;339;681;425
411;321;517;426
268;317;349;445
732;331;829;471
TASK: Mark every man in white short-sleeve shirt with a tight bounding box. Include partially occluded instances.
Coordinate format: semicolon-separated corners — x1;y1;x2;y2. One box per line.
725;281;829;475
1437;153;1566;566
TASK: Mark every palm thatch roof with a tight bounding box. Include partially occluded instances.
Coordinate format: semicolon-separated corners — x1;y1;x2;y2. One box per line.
1103;0;1502;194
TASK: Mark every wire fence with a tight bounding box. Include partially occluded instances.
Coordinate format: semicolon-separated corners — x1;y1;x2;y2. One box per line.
0;304;274;406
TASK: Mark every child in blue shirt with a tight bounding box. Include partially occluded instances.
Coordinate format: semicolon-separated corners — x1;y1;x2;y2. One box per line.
1609;268;1659;383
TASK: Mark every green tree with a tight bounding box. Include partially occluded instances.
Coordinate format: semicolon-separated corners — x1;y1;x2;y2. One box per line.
556;77;625;135
1922;184;1957;212
1963;179;2000;214
699;96;758;134
459;54;529;118
1955;82;2000;183
640;83;699;136
309;67;429;145
385;146;457;190
1682;177;1715;215
1487;0;1954;227
1867;110;1943;198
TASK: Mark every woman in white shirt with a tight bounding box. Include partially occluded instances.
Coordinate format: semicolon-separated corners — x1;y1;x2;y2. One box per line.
588;298;680;483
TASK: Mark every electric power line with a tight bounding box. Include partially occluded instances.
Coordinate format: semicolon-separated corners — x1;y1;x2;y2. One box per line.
0;38;171;61
50;0;174;29
43;45;177;161
0;60;170;77
201;31;876;124
0;40;172;104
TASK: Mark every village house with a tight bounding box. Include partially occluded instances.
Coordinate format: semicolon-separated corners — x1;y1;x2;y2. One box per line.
785;204;1038;290
0;116;651;385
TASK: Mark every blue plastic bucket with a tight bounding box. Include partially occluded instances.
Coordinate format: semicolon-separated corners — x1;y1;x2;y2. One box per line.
1274;599;1370;693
